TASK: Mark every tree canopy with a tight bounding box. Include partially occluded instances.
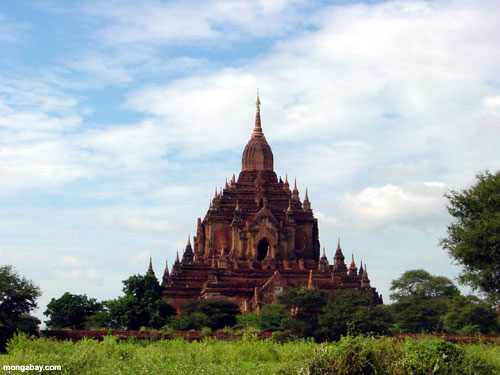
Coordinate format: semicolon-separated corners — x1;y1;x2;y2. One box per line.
390;269;459;302
389;269;499;334
179;299;240;330
0;265;41;350
44;292;103;329
441;170;500;304
108;274;176;330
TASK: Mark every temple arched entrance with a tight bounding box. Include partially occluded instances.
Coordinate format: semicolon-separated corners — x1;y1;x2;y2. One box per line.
257;238;269;261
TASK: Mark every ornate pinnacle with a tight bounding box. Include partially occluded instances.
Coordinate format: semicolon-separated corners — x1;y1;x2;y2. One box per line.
308;269;313;288
292;178;299;199
253;90;263;136
163;260;169;276
147;256;155;275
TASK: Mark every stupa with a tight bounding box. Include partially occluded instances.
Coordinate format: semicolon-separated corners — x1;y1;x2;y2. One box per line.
154;93;382;312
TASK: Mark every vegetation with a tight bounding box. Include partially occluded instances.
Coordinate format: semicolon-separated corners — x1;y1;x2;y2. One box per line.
36;269;498;338
44;292;104;329
179;299;240;330
275;287;392;341
0;265;41;351
441;170;500;305
1;333;499;375
107;274;176;330
389;269;499;334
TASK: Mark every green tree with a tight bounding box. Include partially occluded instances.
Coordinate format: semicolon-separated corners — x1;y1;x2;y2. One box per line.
441;295;498;334
169;312;210;331
235;312;260;330
44;292;102;329
389;270;460;333
108;274;176;330
441;170;500;304
391;295;449;333
317;290;388;341
180;300;240;330
390;269;459;302
257;304;289;332
0;265;41;350
278;286;328;339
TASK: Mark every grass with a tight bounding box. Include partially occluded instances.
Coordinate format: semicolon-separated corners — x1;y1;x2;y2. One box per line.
1;333;499;375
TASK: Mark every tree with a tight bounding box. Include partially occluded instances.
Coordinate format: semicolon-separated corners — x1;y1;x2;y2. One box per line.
0;265;41;350
169;312;210;331
441;295;498;334
317;290;389;341
180;300;240;330
390;295;449;332
257;304;289;332
389;270;460;332
108;274;176;330
277;286;328;339
44;292;102;329
441;170;500;304
390;269;459;302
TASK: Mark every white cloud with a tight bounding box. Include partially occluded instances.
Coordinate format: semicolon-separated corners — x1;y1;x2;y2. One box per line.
340;182;448;231
128;250;153;266
81;0;308;46
315;211;342;230
100;213;174;233
0;15;29;43
117;0;500;189
57;255;83;268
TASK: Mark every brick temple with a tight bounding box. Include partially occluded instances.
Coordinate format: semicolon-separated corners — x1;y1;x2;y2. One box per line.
149;94;382;312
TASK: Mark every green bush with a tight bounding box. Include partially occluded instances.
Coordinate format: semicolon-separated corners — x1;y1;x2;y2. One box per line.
1;333;499;375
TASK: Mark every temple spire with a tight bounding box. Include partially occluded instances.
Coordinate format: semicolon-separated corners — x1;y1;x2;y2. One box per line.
164;260;169;276
146;256;155;276
303;188;311;211
292;178;300;200
348;254;358;276
253;89;263;137
161;259;170;287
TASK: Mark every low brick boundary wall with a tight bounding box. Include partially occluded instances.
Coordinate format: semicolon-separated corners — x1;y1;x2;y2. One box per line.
40;330;272;342
39;330;500;343
392;333;500;343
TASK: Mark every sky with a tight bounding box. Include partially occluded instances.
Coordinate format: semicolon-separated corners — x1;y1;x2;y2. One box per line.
1;0;500;325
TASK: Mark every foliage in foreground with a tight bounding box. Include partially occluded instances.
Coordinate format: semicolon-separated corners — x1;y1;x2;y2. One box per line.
1;333;500;375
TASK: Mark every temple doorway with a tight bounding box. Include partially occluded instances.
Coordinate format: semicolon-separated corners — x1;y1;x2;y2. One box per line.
257;238;269;261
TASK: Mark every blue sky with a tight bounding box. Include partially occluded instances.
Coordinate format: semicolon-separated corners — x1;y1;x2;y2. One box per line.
1;0;500;324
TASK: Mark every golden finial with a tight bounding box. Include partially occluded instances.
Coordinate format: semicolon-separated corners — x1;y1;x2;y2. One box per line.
256;88;261;106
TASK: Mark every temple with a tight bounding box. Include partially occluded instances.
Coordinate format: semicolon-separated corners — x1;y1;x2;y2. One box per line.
153;94;382;312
